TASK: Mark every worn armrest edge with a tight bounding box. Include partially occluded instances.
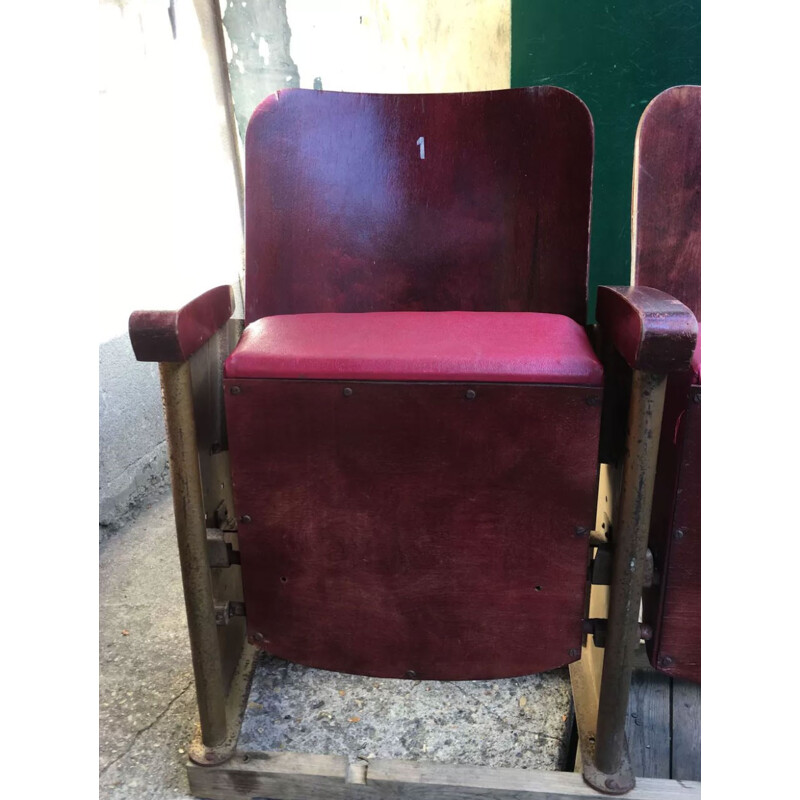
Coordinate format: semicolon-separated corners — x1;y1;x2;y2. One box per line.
129;284;235;363
596;285;698;373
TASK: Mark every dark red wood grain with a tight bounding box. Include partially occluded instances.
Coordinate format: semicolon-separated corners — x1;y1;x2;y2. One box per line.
244;88;593;325
595;285;697;373
644;380;700;683
129;285;234;363
633;86;701;320
633;87;701;683
224;379;601;680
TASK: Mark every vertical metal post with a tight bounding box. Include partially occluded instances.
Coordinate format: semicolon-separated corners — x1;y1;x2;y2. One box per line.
594;370;666;779
160;361;228;747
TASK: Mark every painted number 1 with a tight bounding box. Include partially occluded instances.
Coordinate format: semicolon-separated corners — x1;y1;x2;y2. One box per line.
416;136;425;160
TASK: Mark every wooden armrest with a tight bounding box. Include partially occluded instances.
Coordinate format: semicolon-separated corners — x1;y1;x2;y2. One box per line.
596;286;697;373
129;285;234;363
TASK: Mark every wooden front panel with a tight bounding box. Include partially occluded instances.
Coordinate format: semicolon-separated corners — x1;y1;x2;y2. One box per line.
244;87;593;325
644;379;700;683
633;86;701;319
225;379;601;680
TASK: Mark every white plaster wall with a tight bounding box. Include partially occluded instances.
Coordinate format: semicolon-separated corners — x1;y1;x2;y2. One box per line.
286;0;510;93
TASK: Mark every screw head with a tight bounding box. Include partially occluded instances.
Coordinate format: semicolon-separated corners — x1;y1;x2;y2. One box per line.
343;387;353;397
230;385;241;395
568;648;579;658
465;389;476;400
241;514;252;524
251;632;264;643
673;528;685;540
405;669;417;679
575;526;589;537
659;655;674;668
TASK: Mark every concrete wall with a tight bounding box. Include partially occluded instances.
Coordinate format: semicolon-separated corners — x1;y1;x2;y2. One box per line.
99;0;243;531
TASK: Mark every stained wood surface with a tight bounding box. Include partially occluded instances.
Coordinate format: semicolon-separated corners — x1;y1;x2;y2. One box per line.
633;86;701;320
644;381;700;684
244;87;593;325
225;379;601;680
595;286;697;374
129;284;234;363
187;751;701;800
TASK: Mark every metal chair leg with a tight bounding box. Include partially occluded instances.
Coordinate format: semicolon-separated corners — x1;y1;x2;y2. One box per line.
583;370;667;794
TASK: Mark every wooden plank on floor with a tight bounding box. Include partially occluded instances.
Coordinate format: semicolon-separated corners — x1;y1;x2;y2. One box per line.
187;751;701;800
625;669;672;779
671;679;701;781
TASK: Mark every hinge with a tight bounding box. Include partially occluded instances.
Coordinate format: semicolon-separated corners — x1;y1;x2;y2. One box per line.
590;545;657;587
206;528;241;568
590;543;613;585
214;600;246;626
582;618;652;648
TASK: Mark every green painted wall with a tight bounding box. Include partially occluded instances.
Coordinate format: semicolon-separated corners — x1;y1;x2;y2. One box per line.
511;1;700;320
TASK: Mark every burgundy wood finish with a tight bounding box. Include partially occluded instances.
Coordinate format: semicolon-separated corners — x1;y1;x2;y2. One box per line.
595;286;697;373
632;88;701;682
633;86;701;320
224;379;601;680
244;88;593;325
225;311;603;385
644;379;700;683
129;285;234;363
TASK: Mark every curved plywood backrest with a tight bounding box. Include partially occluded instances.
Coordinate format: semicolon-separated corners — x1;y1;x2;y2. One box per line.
632;86;701;320
244;87;593;325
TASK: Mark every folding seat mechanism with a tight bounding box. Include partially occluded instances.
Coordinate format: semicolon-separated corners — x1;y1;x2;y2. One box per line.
214;600;246;626
206;529;240;568
590;543;656;587
582;618;652;648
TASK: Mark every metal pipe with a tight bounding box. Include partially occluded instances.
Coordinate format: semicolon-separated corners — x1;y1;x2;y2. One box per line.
160;361;228;747
594;370;666;775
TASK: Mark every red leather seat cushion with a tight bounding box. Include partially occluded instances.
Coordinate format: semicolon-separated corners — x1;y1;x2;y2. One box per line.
225;312;603;385
691;323;701;384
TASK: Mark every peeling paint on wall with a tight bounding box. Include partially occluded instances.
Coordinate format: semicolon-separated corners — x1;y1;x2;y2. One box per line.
222;0;511;139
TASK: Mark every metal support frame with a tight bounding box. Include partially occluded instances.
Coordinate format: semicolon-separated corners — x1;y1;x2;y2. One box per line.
160;360;229;748
159;328;256;766
582;370;667;794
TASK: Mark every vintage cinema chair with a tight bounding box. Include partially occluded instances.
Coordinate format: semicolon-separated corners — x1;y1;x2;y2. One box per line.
620;85;701;684
129;87;698;798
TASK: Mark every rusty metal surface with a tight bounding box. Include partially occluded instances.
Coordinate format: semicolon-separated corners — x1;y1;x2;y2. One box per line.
189;320;248;692
188;642;259;766
160;360;229;747
569;655;635;795
592;370;667;780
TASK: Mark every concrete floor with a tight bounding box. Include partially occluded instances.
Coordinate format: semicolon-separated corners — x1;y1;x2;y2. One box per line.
99;492;574;799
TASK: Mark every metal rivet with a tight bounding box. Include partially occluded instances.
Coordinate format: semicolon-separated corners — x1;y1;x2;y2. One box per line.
568;648;579;658
673;528;685;540
251;632;264;643
343;387;353;397
230;386;241;395
241;514;252;524
575;526;589;537
405;670;417;679
465;389;476;400
660;655;674;668
639;623;653;641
